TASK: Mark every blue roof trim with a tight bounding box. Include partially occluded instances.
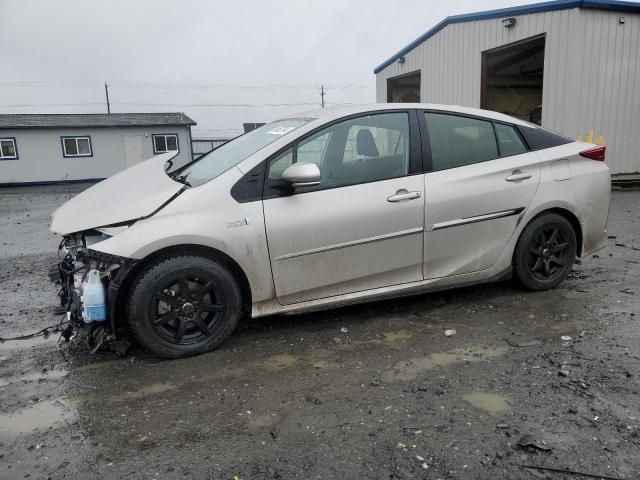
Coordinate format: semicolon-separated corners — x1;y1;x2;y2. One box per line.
374;0;640;74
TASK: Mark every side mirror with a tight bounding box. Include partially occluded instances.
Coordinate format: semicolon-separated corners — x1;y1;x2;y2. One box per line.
280;162;321;187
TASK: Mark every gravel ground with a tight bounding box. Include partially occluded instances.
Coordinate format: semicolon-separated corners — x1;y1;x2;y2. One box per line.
0;184;638;480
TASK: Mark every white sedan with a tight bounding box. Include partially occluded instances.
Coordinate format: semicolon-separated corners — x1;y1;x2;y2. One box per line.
51;104;610;357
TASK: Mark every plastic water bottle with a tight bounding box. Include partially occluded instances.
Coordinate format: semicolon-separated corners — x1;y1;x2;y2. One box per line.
82;270;107;322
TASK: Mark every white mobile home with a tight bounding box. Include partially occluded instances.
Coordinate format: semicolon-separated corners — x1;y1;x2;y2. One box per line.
0;112;195;185
374;0;640;175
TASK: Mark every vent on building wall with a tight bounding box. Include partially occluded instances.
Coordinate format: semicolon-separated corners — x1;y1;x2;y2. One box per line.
502;17;517;28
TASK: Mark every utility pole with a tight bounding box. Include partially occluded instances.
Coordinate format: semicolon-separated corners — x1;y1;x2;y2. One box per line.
104;82;111;114
320;84;325;108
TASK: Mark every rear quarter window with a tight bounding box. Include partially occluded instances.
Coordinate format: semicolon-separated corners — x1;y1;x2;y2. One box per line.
517;124;572;150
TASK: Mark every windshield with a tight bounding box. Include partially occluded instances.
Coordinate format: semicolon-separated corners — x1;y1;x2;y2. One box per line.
178;118;313;187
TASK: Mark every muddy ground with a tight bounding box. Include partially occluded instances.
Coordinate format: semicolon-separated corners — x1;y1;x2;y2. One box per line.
0;184;638;480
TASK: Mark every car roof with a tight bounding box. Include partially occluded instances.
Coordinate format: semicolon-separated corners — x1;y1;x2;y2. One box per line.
289;103;532;127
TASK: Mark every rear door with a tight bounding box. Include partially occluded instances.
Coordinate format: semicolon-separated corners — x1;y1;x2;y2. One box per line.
262;111;425;305
421;112;541;279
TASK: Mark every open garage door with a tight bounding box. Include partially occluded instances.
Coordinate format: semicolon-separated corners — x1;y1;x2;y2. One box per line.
481;35;545;124
387;71;420;103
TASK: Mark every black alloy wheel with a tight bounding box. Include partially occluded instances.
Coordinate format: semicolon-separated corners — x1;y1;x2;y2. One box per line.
526;225;572;281
127;255;242;358
513;213;577;291
151;274;225;345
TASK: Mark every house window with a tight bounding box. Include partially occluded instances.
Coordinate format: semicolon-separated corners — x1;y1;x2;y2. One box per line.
153;134;179;153
61;136;92;157
0;138;18;159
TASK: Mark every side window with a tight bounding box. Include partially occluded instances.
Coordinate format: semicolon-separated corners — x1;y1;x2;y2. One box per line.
61;136;92;158
297;131;331;168
268;148;293;180
517;124;571;150
425;113;498;171
495;124;527;156
153;134;179;154
0;138;18;160
267;112;410;191
342;124;406;163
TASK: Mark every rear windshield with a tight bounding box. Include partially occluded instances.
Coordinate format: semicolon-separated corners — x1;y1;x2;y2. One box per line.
517;123;572;150
179;118;313;187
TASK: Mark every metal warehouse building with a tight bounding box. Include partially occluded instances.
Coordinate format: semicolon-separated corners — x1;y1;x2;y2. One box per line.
374;0;640;175
0;112;195;185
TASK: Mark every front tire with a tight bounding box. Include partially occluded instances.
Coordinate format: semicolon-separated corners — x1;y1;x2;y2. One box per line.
127;254;242;358
513;213;577;291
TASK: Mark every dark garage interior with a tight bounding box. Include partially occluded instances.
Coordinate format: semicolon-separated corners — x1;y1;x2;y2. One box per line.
481;35;545;124
387;71;421;103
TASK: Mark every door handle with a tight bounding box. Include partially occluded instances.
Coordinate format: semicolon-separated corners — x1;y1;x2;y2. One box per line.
505;171;532;182
387;190;421;202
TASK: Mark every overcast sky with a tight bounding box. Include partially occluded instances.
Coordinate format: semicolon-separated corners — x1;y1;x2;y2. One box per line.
1;0;533;138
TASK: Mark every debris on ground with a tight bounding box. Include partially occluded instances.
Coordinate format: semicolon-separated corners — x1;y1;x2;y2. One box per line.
340;326;348;333
505;338;543;347
519;464;625;480
444;329;456;337
560;335;572;342
516;434;552;452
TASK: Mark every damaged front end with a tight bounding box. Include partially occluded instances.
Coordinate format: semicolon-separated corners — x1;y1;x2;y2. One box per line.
49;231;136;353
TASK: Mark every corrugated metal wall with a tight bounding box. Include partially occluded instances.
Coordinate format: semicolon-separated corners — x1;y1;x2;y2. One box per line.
376;7;640;174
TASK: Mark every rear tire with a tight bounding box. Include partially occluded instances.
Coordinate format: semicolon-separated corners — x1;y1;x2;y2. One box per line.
513;213;577;291
127;254;242;358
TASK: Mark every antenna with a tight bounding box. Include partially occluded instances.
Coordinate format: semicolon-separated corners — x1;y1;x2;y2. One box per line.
320;84;325;108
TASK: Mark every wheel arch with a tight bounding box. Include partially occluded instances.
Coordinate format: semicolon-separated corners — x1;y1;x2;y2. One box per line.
518;207;583;258
113;244;252;330
540;207;583;257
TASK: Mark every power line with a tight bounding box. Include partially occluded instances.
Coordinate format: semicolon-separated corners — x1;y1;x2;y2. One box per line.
0;100;357;109
0;80;374;90
113;102;323;107
0;103;106;107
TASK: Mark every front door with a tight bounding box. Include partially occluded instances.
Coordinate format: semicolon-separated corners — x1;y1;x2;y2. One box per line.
123;135;145;168
263;111;425;305
421;112;541;279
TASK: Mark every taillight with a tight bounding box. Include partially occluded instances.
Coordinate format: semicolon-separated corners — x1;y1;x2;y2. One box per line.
579;145;606;161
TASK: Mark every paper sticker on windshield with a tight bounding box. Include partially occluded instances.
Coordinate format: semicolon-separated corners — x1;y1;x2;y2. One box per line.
268;126;296;135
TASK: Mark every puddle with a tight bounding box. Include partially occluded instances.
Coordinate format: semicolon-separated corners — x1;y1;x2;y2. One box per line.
382;330;412;342
383;345;509;381
72;359;120;372
0;400;74;437
0;368;67;388
109;382;175;402
261;354;298;369
0;335;56;352
463;392;510;413
247;413;277;431
74;382;175;406
545;321;580;336
308;348;335;368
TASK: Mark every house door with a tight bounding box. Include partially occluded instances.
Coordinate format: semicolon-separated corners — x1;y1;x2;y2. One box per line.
123;136;145;168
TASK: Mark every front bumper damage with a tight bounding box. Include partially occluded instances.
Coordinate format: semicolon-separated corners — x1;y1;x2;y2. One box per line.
49;232;136;353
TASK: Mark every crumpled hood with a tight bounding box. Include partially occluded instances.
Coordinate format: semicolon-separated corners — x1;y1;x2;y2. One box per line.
50;152;184;235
